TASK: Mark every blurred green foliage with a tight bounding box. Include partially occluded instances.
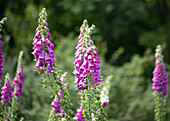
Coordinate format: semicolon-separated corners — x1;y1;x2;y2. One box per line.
0;0;170;121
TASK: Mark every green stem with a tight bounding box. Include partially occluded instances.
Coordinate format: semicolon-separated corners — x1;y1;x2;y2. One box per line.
10;97;15;120
45;71;73;121
10;51;24;120
48;108;56;121
88;93;92;121
154;92;166;121
3;103;7;120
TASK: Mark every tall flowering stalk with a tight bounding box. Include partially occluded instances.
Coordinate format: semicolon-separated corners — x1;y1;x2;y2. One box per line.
46;72;73;121
0;51;24;121
45;70;73;120
152;45;168;121
0;73;13;121
32;8;56;73
74;20;107;120
9;50;24;121
32;8;73;120
73;20;101;90
13;64;24;102
0;73;12;104
12;51;24;102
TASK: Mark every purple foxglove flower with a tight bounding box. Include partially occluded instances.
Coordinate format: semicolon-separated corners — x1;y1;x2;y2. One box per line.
50;95;65;117
102;101;108;106
16;97;20;102
45;54;52;64
50;78;68;117
35;60;41;68
46;64;52;72
42;36;47;45
73;107;86;121
1;74;12;103
17;64;24;81
12;77;18;87
38;53;45;62
13;64;24;101
32;8;56;73
73;20;101;90
46;47;54;55
58;90;64;98
0;40;4;78
62;111;65;117
152;45;168;96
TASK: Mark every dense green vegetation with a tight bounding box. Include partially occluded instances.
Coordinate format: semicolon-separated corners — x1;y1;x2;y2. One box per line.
0;0;170;120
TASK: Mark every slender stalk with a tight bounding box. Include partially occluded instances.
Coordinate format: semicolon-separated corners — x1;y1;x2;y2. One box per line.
154;92;166;121
3;103;7;120
10;96;16;120
10;50;24;120
88;91;92;121
44;71;73;121
48;108;56;121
